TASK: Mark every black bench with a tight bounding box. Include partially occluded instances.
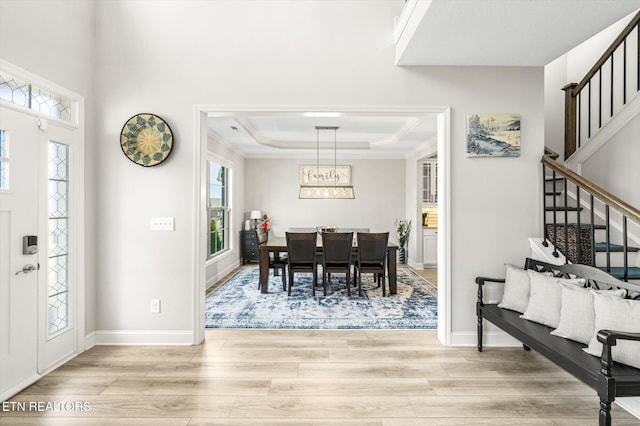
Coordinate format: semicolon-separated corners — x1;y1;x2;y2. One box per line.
476;257;640;426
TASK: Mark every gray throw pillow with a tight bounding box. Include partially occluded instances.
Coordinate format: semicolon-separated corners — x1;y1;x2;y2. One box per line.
520;273;585;328
584;292;640;369
551;283;626;344
497;264;532;313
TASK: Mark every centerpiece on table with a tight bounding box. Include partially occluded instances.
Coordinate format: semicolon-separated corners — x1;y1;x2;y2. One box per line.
394;218;412;263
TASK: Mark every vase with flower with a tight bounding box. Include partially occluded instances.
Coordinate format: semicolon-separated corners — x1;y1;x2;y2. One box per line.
261;213;270;232
394;219;411;263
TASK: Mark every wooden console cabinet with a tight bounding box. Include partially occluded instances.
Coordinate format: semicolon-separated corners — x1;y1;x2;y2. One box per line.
241;228;267;264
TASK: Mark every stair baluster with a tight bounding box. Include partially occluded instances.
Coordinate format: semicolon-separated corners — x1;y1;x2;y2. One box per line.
542;164;549;248
576;186;582;265
623;217;629;282
563;177;569;263
552;170;559;257
590;194;596;267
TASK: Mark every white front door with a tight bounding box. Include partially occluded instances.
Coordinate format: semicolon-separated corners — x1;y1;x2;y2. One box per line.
0;106;78;400
0;107;40;398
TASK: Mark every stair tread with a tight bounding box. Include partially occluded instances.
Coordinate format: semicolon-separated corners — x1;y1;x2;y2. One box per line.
598;266;640;279
595;242;640;252
546;222;606;229
545;206;583;211
563;223;607;229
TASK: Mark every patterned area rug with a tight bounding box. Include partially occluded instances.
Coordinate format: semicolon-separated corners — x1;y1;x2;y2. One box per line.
205;266;437;329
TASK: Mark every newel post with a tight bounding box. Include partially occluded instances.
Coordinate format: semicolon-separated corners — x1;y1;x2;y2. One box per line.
563;83;578;160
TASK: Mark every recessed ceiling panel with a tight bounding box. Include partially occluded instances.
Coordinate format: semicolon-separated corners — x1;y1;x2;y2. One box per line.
207;112;438;158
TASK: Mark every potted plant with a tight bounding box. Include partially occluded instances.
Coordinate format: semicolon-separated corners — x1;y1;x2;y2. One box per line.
394;219;411;263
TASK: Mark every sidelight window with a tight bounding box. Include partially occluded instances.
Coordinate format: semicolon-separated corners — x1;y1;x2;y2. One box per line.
47;141;70;336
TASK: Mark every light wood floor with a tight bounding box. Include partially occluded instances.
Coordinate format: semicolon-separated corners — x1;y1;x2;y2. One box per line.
1;329;638;425
414;267;437;287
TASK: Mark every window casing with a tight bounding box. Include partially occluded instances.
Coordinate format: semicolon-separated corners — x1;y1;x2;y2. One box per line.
0;71;75;123
208;161;231;258
0;129;8;190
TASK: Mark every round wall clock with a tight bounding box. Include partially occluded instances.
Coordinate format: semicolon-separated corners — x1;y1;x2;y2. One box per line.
120;113;173;167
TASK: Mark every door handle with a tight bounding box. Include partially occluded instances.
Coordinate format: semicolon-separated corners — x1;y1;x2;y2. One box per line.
15;264;37;275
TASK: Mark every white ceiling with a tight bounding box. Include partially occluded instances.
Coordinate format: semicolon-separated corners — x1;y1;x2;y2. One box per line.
207;111;439;159
209;1;640;159
396;0;640;66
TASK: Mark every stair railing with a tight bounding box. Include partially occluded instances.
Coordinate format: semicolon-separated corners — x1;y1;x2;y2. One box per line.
563;11;640;160
542;150;640;281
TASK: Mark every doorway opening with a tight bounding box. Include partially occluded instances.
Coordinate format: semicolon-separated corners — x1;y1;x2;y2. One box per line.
192;106;450;343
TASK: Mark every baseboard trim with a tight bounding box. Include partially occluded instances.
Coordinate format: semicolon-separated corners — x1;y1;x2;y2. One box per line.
206;260;241;290
85;331;96;350
1;373;41;402
450;331;521;347
94;330;193;345
616;398;640;420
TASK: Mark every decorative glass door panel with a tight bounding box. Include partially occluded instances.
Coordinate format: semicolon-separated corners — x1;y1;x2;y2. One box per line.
47;141;70;336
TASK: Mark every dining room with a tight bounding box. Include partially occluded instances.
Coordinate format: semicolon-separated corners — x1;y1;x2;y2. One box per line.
201;109;445;331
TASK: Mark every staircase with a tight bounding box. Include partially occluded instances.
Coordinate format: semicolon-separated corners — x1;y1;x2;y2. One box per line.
541;11;640;283
542;152;640;281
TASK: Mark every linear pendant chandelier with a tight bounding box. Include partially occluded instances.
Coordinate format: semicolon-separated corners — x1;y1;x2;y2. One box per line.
299;126;355;199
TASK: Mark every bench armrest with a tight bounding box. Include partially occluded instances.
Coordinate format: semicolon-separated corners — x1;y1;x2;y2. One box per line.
475;276;505;286
597;329;640;376
597;329;640;345
475;276;505;308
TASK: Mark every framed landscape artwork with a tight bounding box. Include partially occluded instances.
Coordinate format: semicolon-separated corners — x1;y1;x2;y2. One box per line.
466;114;521;157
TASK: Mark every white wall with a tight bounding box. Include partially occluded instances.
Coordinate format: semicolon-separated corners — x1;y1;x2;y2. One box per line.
0;0;97;333
245;158;406;240
582;115;640;211
0;0;544;343
90;0;543;342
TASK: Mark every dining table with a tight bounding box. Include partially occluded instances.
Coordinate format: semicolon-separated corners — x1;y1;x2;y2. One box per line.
258;236;398;294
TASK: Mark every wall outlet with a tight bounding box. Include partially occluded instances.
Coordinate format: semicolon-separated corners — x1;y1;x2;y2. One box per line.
150;299;161;313
150;217;174;231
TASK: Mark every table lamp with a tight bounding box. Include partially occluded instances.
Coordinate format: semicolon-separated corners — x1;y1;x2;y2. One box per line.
250;210;261;229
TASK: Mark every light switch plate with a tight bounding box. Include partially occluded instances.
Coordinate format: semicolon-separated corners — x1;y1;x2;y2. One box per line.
150;217;174;231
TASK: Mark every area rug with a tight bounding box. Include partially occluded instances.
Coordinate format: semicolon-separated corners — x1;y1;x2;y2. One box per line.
205;266;437;329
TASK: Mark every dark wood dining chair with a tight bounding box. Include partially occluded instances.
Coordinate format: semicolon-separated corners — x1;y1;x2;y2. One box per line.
285;232;319;296
321;232;354;296
354;232;389;297
258;251;288;291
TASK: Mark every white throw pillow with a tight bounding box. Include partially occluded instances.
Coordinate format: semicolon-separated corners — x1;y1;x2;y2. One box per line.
520;273;585;328
584;292;640;369
551;283;627;344
497;264;531;313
